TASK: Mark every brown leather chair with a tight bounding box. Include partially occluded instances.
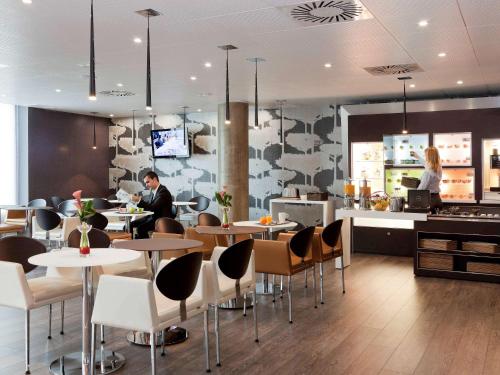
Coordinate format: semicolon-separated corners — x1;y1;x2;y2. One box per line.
197;213;221;226
67;228;111;248
184;227;218;260
0;210;26;236
253;226;317;323
150;232;186;260
155;217;185;235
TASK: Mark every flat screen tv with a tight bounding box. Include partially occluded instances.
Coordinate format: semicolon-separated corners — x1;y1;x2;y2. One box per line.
151;128;190;158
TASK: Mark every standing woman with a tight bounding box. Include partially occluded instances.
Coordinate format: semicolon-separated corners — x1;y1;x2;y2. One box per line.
410;146;443;212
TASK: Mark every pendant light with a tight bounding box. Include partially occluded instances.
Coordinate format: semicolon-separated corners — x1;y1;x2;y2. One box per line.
90;112;98;149
277;100;286;145
247;58;265;129
218;45;237;124
88;0;96;101
181;106;189;145
136;9;161;111
398;76;412;134
132;110;137;149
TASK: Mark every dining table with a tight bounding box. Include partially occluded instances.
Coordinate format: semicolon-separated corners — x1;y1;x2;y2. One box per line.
28;247;141;375
0;204;52;237
115;238;203;346
101;209;153;234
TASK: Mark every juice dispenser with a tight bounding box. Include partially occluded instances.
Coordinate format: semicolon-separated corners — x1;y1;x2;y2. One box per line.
343;178;355;209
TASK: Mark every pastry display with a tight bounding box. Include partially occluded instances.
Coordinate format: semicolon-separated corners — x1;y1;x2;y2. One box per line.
383;134;429;166
351;142;384;197
440;168;475;202
433;132;472;166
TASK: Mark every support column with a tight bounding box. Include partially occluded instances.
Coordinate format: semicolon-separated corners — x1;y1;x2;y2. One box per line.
218;102;249;221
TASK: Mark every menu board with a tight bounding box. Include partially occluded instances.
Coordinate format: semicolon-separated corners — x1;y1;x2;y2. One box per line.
441;168;475;202
383;133;429;166
351;142;384;197
385;168;425;197
433;132;472;166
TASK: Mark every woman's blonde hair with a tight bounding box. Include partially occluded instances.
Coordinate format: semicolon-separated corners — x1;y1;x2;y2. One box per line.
425;146;441;173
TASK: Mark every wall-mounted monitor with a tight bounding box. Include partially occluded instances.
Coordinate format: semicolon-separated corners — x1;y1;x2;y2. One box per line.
151;128;190;158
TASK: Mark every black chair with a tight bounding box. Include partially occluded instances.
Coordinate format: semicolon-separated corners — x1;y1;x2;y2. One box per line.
0;236;45;273
86;212;108;231
290;220;306;232
321;219;345;294
198;213;221;226
35;209;62;244
49;196;65;211
92;198;114;210
155;252;204;357
58;200;77;217
28;198;47;207
155;218;185;235
189;196;210;212
107;194;117;200
290;226;317;307
171;205;178;218
67;228;111;248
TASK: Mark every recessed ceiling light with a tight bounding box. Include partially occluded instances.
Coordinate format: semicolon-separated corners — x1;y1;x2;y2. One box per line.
324;63;332;68
409;84;415;88
197;108;202;112
0;64;9;68
457;80;463;85
204;62;212;68
55;89;61;93
145;106;152;111
418;20;428;27
133;37;142;44
190;76;197;81
1;94;6;97
22;0;32;4
438;52;446;57
116;83;123;87
109;114;114;117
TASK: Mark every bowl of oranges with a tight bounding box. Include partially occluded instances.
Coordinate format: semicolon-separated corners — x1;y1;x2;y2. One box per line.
259;215;273;225
370;192;389;211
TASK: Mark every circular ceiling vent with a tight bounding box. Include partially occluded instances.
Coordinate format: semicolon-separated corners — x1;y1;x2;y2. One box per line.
99;90;136;97
364;64;424;76
290;1;365;24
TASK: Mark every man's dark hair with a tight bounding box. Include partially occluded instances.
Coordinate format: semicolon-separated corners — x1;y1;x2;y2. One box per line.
144;171;159;181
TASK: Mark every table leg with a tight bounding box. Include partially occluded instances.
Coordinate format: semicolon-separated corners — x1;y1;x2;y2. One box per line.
125;217;131;236
26;209;33;237
228;234;235;246
256;230;274;295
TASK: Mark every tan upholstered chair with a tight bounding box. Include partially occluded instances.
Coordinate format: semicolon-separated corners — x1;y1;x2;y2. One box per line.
0;210;26;237
253;226;317;323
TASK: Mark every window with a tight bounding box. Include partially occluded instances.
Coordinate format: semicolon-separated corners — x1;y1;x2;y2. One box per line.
0;103;17;204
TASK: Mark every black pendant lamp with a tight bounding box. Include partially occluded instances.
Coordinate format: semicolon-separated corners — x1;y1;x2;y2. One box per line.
90;112;98;149
88;0;96;101
277;100;286;145
132;110;137;149
398;76;412;134
247;58;265;129
181;106;189;145
218;45;237;124
136;9;161;111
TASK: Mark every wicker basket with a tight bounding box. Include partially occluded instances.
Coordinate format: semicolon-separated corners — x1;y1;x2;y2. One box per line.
419;239;458;251
419;253;453;271
467;262;500;275
462;241;499;254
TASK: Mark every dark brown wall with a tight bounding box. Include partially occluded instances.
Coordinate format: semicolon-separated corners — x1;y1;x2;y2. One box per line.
349;108;500;201
28;108;110;201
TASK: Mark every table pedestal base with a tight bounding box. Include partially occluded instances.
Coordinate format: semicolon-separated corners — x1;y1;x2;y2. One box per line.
219;295;253;309
49;350;125;375
127;326;188;346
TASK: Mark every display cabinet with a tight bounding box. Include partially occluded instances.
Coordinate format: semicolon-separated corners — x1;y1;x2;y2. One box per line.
440;168;475;202
351;142;384;197
383;133;429;166
433;132;472;167
385;168;425;197
482;139;500;202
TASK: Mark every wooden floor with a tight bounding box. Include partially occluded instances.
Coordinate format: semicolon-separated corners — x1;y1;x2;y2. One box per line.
1;254;499;374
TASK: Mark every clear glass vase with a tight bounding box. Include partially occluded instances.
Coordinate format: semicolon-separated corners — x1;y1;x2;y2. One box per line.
221;207;230;229
78;222;92;257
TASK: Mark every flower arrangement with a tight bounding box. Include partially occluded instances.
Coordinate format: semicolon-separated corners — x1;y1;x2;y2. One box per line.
214;189;232;228
72;190;96;222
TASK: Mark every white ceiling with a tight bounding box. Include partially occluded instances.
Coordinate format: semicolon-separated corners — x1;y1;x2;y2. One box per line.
0;0;499;117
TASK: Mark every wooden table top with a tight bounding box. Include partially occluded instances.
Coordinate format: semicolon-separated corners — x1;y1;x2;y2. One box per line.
195;225;267;236
114;238;203;251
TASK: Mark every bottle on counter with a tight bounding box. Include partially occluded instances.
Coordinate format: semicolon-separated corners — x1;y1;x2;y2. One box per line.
359;178;371;210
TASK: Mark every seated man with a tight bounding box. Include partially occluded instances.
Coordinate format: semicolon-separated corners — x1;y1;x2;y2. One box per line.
130;171;174;239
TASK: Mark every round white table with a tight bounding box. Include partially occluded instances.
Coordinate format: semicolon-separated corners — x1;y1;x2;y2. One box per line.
233;220;297;295
0;205;52;237
172;201;196;219
101;210;153;234
29;248;141;375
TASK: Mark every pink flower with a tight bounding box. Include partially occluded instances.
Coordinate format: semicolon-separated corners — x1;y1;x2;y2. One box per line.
72;190;82;209
220;191;225;198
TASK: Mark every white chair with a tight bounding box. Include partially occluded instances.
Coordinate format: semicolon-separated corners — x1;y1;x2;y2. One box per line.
91;253;210;375
206;239;258;367
0;237;81;375
32;216;80;247
106;239;152;279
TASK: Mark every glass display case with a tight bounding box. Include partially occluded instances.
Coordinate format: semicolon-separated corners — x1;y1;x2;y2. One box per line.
351;142;384;197
385;168;425;197
433;132;472;166
482;139;500;202
440;168;475;202
383;133;429;166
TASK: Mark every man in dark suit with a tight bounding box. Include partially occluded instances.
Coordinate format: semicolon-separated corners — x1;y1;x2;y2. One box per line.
130;171;174;238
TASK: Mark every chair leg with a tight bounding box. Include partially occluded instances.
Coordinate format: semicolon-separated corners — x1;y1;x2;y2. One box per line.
100;325;105;344
243;293;247;317
60;301;65;335
320;263;324;304
215;305;221;367
91;324;96;375
272;276;276;303
341;256;346;294
150;331;157;375
280;276;284;299
288;276;293;324
313;264;317;309
304;268;308;288
25;310;30;374
161;330;166;357
48;304;52;339
203;310;211;373
253;288;259;343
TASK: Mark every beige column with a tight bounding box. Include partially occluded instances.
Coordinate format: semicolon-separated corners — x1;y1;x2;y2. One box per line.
218;102;249;221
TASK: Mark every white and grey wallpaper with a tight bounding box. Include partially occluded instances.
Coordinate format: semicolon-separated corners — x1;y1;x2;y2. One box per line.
109;104;343;223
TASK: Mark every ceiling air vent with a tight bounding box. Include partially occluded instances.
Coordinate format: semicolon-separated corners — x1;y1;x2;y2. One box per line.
286;0;372;25
99;90;135;97
364;64;424;76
